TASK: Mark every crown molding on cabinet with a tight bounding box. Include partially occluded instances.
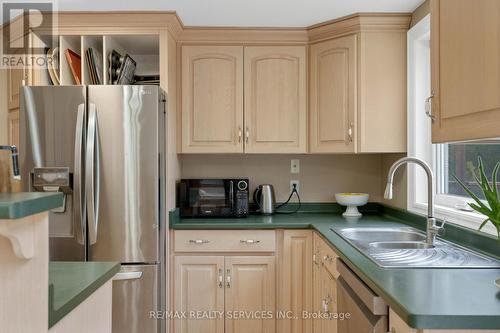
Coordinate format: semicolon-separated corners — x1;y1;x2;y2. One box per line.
178;13;410;44
3;11;410;43
179;27;309;45
307;13;411;43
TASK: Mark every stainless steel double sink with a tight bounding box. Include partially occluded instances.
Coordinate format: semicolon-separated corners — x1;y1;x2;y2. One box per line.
330;226;500;268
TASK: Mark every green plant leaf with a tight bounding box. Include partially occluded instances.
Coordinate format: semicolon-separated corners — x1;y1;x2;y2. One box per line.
453;157;500;239
492;162;499;200
453;174;490;212
469;202;492;216
478;218;490;231
477;157;492;192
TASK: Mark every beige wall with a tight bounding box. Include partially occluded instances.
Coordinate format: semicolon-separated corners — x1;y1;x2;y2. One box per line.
181;154;386;203
380;153;407;209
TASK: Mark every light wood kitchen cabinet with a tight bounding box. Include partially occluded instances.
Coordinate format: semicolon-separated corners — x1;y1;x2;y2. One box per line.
244;46;307;153
310;30;407;153
174;256;225;333
225;256;276;333
310;35;356;153
173;255;276;333
172;230;277;333
313;232;338;333
181;45;244;153
277;230;313;333
430;0;500;142
7;67;23;110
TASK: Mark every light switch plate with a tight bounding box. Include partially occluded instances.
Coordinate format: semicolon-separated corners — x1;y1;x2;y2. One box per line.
290;159;300;173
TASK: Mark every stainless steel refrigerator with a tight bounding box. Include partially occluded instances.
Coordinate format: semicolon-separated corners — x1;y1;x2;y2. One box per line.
20;85;166;333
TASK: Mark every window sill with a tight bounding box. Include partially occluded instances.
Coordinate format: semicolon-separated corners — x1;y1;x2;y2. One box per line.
409;201;497;236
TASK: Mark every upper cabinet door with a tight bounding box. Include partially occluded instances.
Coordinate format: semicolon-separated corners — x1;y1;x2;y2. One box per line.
310;35;356;153
431;0;500;142
181;45;244;153
244;46;307;153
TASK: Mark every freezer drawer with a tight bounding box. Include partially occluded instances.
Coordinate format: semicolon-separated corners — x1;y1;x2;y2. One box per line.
112;265;159;333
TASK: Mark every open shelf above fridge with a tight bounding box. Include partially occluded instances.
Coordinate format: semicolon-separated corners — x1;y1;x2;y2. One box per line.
35;34;160;86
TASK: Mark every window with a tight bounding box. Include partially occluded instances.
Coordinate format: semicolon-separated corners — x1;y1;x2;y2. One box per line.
437;142;500;199
407;15;499;235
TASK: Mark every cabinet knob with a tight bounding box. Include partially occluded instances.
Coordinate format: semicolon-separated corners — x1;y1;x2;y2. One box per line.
245;127;250;144
238;126;242;143
347;123;353;142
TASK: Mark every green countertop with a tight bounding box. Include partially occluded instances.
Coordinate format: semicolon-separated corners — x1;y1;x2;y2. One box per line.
0;192;64;219
49;261;120;328
171;205;500;330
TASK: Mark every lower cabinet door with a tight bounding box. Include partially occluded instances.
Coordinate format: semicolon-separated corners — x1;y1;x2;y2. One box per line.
278;230;313;333
174;256;225;333
313;265;338;333
224;256;276;333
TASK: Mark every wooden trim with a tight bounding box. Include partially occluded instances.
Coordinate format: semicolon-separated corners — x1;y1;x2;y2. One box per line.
5;11;183;39
430;0;442;142
179;28;309;44
308;13;411;43
3;11;410;45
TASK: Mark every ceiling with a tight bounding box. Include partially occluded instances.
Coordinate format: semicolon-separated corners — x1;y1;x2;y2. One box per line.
49;0;424;27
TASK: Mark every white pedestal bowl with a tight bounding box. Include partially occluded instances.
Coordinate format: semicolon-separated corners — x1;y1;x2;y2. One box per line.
335;193;369;217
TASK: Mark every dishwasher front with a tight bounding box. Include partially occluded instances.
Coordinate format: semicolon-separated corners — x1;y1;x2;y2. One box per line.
337;259;388;333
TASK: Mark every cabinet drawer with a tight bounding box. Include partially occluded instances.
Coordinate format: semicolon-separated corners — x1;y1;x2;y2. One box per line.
174;230;276;253
318;235;339;278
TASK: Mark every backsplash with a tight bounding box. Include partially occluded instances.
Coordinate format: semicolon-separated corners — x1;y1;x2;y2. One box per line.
181;154;388;203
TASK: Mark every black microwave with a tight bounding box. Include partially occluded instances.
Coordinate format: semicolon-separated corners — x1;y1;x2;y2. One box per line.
178;179;249;218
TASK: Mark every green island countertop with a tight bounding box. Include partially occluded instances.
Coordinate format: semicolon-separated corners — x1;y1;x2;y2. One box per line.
171;204;500;330
49;261;120;328
0;192;64;219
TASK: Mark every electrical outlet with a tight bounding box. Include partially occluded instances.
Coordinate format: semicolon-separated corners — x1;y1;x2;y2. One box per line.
290;159;300;174
290;180;300;194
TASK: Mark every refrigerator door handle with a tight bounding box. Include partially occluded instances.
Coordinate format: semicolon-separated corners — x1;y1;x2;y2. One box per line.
86;103;100;245
113;271;143;281
73;103;86;245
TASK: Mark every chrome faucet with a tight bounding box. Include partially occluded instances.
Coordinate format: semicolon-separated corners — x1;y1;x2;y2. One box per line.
384;157;445;246
0;145;20;179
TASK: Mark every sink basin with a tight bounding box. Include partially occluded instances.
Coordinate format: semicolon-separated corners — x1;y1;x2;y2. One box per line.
340;228;425;243
369;241;434;250
331;226;500;268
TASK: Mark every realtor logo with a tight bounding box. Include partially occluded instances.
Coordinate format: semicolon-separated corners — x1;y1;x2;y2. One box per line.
1;1;57;68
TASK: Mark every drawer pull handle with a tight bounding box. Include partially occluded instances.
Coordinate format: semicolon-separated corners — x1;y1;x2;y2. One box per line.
218;268;223;288
323;254;334;263
226;269;231;288
189;239;210;244
240;239;260;244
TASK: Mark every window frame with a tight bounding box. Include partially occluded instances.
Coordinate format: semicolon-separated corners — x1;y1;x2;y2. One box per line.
407;14;496;236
